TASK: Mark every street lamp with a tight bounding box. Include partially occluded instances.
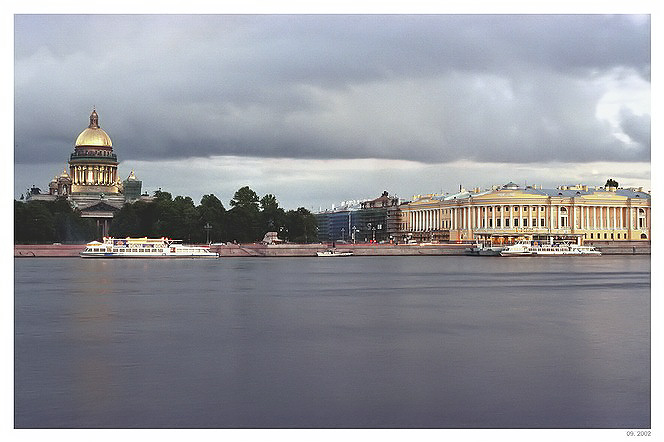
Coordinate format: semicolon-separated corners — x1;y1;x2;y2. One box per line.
203;222;212;244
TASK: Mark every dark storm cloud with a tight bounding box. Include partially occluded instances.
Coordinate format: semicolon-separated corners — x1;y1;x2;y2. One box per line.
14;14;650;165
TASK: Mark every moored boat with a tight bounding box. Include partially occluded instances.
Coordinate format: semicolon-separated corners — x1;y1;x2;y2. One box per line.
316;249;353;257
80;237;219;258
500;240;601;256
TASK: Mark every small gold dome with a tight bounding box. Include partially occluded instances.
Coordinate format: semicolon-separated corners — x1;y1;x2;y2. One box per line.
75;108;112;147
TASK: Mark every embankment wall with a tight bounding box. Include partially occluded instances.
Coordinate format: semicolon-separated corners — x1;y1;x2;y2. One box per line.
15;241;651;257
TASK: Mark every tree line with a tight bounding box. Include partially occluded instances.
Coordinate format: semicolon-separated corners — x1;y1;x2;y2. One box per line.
110;186;317;243
14;197;96;244
14;186;318;244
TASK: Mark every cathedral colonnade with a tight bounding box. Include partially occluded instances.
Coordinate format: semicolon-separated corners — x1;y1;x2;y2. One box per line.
71;164;118;186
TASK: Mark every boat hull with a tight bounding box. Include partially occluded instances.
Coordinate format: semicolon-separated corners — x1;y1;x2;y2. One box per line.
316;250;353;257
80;253;218;258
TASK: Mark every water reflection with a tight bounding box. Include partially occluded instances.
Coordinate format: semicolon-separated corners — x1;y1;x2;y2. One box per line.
15;256;650;428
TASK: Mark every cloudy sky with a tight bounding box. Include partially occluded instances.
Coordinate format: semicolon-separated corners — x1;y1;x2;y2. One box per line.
13;12;651;210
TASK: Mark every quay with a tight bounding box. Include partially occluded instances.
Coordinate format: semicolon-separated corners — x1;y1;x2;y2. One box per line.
14;241;650;258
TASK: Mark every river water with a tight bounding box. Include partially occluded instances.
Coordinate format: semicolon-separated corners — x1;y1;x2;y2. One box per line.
14;255;650;428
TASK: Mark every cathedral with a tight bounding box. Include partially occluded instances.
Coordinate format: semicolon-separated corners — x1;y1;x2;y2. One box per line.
27;108;148;237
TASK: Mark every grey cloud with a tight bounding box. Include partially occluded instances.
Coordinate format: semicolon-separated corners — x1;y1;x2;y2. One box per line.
619;107;650;151
15;14;650;166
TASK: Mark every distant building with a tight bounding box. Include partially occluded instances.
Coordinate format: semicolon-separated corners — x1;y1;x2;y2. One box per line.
315;199;367;243
399;182;651;244
123;170;143;202
25;108;149;237
315;191;402;243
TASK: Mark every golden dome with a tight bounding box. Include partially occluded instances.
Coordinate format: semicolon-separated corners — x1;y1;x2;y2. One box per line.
75;109;112;147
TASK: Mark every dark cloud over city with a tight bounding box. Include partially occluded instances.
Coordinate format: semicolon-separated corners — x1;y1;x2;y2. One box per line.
13;13;651;208
15;15;650;164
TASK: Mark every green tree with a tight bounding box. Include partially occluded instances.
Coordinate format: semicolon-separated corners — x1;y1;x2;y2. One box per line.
227;186;261;242
259;194;286;238
230;186;260;211
284;207;318;243
14;198;95;244
605;178;619;188
198;194;226;243
110;202;142;237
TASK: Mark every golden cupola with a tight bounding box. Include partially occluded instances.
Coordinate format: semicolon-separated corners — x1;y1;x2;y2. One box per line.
75;108;113;148
68;108;120;194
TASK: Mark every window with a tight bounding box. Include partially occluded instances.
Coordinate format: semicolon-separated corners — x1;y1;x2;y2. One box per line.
604;233;607;239
514;206;519;212
540;218;545;227
532;218;537;227
523;218;528;227
489;219;493;228
505;219;510;227
514;219;519;227
497;219;501;227
590;233;594;239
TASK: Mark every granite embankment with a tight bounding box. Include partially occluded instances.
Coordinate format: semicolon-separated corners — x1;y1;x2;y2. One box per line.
14;241;650;257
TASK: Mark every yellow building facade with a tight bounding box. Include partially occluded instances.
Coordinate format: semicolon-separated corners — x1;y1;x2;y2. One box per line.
399;182;651;244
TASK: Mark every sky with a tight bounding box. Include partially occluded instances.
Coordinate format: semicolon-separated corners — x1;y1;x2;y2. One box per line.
12;11;652;211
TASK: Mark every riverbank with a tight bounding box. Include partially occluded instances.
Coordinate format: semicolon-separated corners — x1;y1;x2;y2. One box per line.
14;241;651;257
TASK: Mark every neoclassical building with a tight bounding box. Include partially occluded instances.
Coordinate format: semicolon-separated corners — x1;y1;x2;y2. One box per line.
400;182;651;244
27;108;147;237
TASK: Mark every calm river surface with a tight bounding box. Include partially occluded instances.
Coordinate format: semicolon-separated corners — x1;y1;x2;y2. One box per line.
15;255;650;428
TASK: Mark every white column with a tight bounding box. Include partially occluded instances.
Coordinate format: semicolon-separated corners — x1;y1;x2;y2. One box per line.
550;206;554;230
620;207;624;229
492;207;496;230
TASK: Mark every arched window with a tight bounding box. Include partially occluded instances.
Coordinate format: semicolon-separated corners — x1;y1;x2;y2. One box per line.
638;209;647;229
559;207;569;227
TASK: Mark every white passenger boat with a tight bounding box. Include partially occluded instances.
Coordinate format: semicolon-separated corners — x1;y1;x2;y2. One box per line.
80;237;219;258
500;240;601;256
316;249;354;257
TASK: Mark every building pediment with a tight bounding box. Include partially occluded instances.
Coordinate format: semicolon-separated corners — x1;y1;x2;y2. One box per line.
80;201;121;215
